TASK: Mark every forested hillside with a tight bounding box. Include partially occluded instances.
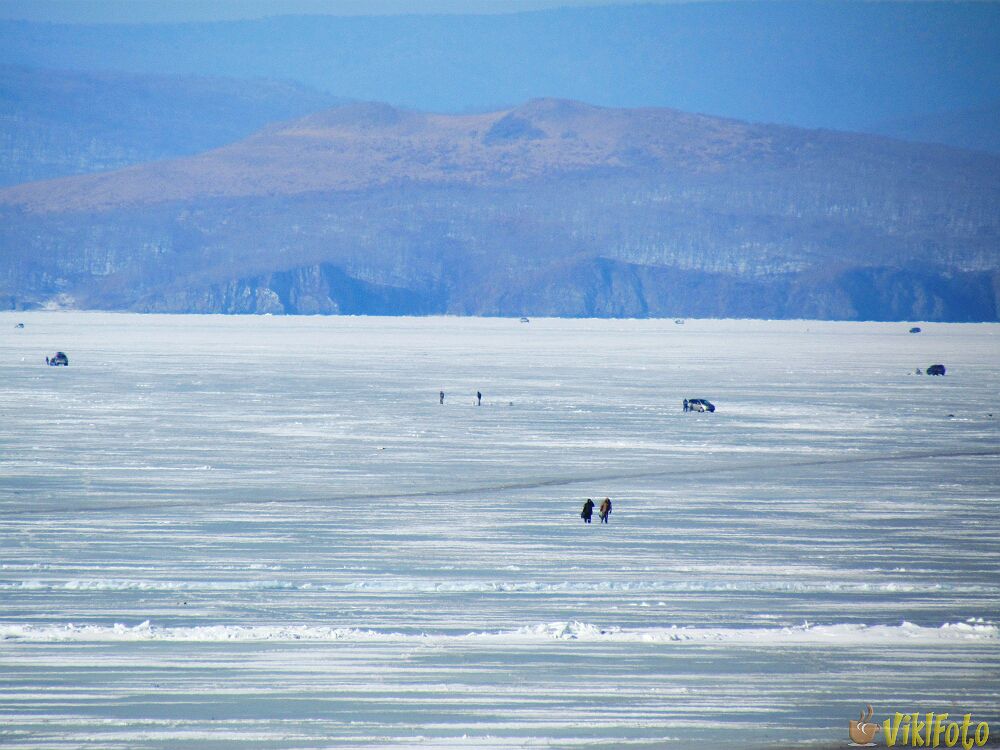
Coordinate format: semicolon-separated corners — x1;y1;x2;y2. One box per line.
2;100;997;320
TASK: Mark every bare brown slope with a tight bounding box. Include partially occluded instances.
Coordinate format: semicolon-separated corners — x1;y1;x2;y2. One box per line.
0;99;775;214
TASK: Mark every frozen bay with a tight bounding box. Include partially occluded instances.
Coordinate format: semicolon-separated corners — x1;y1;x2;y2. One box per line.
1;313;998;748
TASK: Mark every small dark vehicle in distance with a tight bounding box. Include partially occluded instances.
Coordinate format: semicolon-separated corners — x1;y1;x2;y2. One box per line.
15;322;24;329
909;327;921;334
520;317;530;323
926;364;946;376
46;352;69;366
687;398;715;412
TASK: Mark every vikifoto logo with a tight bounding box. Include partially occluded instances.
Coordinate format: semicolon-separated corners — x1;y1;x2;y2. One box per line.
849;704;991;747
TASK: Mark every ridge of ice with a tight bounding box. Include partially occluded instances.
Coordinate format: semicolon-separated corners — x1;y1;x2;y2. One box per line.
3;578;992;594
2;620;995;644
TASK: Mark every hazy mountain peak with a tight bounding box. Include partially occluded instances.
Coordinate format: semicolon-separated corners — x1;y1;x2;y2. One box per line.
290;101;416;131
0;98;996;226
513;98;606;119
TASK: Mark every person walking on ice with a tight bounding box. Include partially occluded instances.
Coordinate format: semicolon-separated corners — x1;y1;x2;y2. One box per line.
476;391;482;406
599;497;612;523
581;498;595;523
440;391;445;405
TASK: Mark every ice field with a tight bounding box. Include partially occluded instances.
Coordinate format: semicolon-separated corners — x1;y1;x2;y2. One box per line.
1;312;998;749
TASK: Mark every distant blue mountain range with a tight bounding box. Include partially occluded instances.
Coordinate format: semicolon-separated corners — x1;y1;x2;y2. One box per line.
1;3;997;321
0;66;341;186
2;99;997;321
1;2;998;138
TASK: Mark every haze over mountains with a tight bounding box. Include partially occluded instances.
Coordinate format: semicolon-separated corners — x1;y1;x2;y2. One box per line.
3;99;998;320
0;2;998;320
3;2;1000;138
869;100;1000;157
0;66;342;187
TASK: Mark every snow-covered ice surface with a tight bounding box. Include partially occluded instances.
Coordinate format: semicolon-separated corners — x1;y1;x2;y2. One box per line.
1;313;997;749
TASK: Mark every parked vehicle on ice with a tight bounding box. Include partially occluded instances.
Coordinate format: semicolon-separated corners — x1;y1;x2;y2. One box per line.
909;327;921;333
46;352;69;366
686;398;715;412
926;364;946;376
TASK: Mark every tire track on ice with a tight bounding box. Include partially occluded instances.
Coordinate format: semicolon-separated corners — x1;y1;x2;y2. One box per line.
3;446;997;517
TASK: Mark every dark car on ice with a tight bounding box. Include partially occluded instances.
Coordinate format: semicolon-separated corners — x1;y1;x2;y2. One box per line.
687;398;715;412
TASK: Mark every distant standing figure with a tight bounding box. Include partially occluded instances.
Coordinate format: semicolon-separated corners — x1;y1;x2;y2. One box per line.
476;391;482;406
581;498;595;523
599;497;612;524
440;391;445;405
683;399;689;412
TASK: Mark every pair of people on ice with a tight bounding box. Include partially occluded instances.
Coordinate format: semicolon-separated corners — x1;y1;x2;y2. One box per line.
581;497;612;523
439;391;483;405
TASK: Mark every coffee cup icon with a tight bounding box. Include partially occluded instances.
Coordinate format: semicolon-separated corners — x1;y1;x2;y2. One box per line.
849;704;881;745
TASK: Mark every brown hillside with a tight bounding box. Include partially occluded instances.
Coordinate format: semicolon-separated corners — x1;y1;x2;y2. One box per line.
1;99;771;213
